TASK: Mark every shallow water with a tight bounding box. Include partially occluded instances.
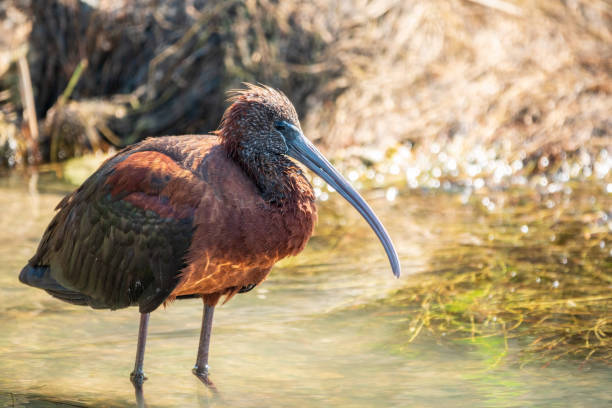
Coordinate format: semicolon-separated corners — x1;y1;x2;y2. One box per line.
0;171;610;407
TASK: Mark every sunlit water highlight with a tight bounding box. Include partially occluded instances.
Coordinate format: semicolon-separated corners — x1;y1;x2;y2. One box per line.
0;171;610;407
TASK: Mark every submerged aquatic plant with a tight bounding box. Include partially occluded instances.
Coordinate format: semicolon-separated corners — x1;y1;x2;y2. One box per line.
384;183;611;365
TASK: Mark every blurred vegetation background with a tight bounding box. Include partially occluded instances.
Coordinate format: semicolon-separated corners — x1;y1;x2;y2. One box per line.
0;0;609;180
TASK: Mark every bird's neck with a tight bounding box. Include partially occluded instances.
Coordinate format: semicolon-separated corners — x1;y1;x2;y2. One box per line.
228;145;313;207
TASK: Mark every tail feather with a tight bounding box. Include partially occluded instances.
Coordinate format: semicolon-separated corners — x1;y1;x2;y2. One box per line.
19;265;66;291
45;289;90;306
19;265;100;307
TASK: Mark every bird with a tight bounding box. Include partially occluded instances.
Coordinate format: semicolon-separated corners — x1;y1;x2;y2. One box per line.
19;83;400;389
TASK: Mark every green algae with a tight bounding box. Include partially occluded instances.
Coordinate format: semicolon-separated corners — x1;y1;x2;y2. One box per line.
382;183;611;365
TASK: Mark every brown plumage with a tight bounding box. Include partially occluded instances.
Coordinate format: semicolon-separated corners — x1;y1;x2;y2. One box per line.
19;84;399;388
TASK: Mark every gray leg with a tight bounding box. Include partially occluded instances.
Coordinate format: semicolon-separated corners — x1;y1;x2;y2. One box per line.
130;312;150;388
193;303;216;388
134;384;147;408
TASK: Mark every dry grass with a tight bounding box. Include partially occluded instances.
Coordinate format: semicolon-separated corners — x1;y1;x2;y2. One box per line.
301;0;611;164
0;0;610;170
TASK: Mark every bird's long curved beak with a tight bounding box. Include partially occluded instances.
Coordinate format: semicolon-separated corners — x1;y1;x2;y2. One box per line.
283;122;401;278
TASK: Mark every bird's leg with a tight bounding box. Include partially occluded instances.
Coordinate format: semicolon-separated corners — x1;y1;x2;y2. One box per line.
134;385;147;408
130;312;150;388
193;303;216;388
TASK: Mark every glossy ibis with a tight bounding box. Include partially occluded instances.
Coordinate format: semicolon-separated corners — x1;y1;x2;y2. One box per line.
19;84;400;388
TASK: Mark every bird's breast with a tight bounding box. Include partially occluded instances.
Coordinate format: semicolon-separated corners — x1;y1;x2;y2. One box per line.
170;146;317;298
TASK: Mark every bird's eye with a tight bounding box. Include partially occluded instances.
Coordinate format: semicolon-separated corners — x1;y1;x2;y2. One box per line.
274;121;286;131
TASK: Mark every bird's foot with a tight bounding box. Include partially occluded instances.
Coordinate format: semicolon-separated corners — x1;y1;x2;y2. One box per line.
193;365;217;391
130;370;148;388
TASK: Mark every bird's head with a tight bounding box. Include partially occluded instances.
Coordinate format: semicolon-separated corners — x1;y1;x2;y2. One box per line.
218;83;401;278
218;83;300;159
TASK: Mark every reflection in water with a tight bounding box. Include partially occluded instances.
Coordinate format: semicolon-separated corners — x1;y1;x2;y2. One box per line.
0;172;610;407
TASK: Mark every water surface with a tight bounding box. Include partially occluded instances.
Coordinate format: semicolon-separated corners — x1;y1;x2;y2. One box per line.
0;171;610;407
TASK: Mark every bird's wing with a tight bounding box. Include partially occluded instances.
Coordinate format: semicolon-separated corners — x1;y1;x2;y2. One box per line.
29;136;214;313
